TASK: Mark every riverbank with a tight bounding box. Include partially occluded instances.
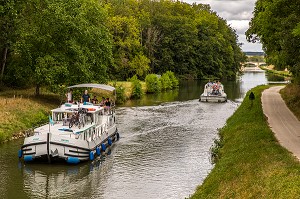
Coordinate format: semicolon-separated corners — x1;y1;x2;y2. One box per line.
260;65;292;77
0;88;59;143
191;85;300;198
0;82;142;143
280;83;300;120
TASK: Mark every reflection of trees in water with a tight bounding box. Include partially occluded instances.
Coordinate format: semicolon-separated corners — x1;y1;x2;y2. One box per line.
21;152;112;198
121;72;287;106
122;74;271;106
223;80;241;101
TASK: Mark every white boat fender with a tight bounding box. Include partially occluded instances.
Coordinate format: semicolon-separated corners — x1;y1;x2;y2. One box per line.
108;138;112;146
96;147;101;156
89;151;94;161
18;149;23;158
101;143;106;152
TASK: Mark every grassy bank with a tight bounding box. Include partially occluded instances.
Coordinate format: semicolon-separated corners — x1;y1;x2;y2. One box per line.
191;85;300;198
0;82;145;143
281;83;300;120
0;88;59;143
260;66;292;77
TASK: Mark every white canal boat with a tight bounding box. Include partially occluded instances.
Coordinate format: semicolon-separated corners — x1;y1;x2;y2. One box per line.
18;84;120;164
199;81;227;102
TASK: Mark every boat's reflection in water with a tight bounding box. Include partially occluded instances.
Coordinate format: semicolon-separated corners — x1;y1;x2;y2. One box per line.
19;149;113;198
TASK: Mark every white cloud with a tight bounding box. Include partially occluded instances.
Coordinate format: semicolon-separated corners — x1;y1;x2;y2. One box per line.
181;0;262;51
228;20;250;35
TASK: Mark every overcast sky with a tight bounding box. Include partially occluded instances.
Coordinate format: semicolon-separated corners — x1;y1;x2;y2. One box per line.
182;0;263;52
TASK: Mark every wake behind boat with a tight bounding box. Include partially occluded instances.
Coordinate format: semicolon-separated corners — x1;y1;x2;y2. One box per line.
199;81;227;102
18;84;120;164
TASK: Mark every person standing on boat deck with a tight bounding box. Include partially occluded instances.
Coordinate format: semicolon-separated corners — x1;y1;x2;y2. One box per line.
82;90;90;103
66;89;73;103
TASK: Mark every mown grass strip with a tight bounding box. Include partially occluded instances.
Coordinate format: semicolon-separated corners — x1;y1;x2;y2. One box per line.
281;84;300;120
260;66;292;77
191;85;300;198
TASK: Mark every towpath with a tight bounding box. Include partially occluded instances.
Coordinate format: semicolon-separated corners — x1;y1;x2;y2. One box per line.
262;86;300;160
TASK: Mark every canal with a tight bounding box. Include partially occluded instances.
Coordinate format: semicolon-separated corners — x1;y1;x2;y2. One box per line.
0;71;286;199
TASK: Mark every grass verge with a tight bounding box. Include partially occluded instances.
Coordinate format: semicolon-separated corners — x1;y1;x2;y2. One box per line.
0;88;59;143
0;82;145;143
281;83;300;120
191;85;300;198
260;66;292;77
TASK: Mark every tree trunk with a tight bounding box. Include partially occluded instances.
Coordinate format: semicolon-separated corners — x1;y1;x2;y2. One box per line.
35;84;40;96
0;47;8;84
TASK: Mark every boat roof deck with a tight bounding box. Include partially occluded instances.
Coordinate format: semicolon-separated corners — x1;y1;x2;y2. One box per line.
34;102;110;137
52;103;104;113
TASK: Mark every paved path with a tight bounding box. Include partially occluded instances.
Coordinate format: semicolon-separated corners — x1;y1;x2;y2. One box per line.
262;86;300;160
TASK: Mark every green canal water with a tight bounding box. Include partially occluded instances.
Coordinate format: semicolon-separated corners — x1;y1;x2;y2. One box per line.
0;71;286;199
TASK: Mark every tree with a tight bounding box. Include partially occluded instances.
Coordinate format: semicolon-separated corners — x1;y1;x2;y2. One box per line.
0;0;21;84
246;0;300;82
8;0;112;94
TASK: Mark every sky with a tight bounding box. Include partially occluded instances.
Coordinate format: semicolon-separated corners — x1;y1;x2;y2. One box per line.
182;0;263;52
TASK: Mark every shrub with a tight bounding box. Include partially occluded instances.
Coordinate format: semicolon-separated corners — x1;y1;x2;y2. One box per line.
165;71;179;88
115;84;126;104
160;73;172;90
130;75;143;99
145;74;161;93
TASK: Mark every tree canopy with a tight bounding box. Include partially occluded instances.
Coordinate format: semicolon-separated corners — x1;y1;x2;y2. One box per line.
0;0;245;94
246;0;300;82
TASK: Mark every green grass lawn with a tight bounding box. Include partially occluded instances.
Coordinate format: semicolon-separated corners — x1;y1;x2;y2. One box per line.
191;85;300;198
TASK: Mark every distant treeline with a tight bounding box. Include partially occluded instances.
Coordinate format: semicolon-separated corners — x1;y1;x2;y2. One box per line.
244;52;265;56
1;0;246;94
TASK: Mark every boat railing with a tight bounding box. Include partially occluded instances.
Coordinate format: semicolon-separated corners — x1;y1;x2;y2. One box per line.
24;121;50;137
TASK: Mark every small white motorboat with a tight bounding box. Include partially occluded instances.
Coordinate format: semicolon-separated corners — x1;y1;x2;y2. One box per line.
199;81;227;102
18;83;120;164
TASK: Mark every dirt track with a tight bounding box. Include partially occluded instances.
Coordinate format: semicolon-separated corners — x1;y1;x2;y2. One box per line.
262;86;300;160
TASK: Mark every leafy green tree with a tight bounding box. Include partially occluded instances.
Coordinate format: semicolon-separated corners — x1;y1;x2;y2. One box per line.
0;0;22;84
128;53;150;79
246;0;300;82
108;12;147;80
8;0;112;94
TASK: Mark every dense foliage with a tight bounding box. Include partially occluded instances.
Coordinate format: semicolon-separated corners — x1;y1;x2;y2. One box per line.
165;71;179;88
1;0;245;94
246;0;300;83
130;75;143;99
145;74;161;93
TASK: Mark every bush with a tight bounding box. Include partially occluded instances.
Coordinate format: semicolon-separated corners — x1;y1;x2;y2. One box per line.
145;74;161;93
130;75;143;99
115;85;126;104
165;71;179;88
160;73;172;90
